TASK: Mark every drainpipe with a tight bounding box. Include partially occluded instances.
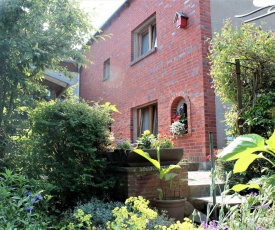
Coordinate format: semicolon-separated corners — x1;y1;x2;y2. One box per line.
77;63;80;100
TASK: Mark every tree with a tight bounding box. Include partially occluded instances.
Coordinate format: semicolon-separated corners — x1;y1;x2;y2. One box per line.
0;0;97;154
208;20;275;138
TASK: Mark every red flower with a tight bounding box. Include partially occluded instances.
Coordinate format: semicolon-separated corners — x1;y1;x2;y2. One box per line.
206;149;218;161
172;114;180;122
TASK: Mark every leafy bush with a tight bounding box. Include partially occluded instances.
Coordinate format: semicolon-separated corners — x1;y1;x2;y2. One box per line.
217;157;274;189
0;169;54;229
218;132;275;194
209;20;275;137
16;100;118;209
72;197;124;227
115;139;132;150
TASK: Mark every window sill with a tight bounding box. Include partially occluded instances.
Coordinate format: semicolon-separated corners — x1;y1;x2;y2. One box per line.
130;47;157;66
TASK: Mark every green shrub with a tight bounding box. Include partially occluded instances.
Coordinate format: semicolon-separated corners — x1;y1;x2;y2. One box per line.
72;197;124;227
17;100;118;209
217;157;274;190
116;139;132;150
0;169;54;229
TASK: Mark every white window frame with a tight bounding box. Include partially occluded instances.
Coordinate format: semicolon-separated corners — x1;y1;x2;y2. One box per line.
133;15;157;61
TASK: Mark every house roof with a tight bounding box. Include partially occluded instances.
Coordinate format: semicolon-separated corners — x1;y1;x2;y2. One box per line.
91;0;130;41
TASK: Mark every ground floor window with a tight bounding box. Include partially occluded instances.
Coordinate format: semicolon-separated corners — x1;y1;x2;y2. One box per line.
134;103;158;139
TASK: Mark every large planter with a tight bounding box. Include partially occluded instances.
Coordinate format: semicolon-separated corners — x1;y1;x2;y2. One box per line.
151;197;187;221
113;148;183;167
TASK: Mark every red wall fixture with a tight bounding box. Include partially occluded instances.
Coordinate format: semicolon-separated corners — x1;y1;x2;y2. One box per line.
174;12;189;29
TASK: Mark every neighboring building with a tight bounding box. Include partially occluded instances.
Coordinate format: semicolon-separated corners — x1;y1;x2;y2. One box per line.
43;60;80;100
80;0;215;165
80;0;275;164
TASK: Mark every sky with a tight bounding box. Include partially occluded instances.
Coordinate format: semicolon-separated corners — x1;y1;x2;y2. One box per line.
80;0;275;28
253;0;275;7
80;0;126;28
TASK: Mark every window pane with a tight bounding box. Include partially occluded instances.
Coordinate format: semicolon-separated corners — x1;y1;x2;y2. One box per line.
104;59;110;80
141;32;149;55
141;108;149;133
151;24;157;48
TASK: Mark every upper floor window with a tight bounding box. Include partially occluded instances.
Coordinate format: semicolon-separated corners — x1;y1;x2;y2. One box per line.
103;58;110;81
132;15;157;63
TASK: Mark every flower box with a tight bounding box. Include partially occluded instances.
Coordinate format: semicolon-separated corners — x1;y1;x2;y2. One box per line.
112;148;183;167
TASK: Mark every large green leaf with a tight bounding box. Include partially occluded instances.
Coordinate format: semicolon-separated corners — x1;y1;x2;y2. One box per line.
159;165;181;180
231;183;261;192
233;154;264;173
266;131;275;152
163;173;178;182
218;134;266;161
132;149;160;170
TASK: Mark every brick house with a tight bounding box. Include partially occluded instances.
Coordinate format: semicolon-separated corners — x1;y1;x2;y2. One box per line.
80;0;215;164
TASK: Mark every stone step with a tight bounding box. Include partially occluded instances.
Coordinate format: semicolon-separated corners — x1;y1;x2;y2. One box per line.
185;171;245;222
187;195;245;218
188;183;225;197
188;171;225;198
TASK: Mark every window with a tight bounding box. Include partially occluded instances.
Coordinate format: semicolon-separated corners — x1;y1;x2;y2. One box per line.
103;58;110;81
132;15;157;61
136;103;158;137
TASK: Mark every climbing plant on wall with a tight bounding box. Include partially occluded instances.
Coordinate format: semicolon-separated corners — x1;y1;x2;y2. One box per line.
208;19;275;138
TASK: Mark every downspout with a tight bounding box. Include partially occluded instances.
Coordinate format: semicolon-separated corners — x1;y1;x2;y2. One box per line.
77;63;80;101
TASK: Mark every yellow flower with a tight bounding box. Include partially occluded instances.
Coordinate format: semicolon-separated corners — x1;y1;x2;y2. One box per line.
143;130;151;135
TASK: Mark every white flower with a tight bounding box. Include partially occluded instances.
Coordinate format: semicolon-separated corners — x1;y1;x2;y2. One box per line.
170;121;187;137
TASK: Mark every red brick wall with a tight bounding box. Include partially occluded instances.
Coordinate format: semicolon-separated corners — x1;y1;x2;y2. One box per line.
110;165;188;201
80;0;216;162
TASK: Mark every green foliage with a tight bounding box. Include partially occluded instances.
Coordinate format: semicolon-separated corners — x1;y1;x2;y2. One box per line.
218;131;275;194
16;100;117;209
209;20;275;137
0;0;98;157
137;130;174;149
61;196;200;229
151;134;174;149
106;196;201;230
106;196;158;229
116;139;132;150
216;191;275;229
61;209;96;230
72;197;124;227
0;169;54;229
215;158;266;188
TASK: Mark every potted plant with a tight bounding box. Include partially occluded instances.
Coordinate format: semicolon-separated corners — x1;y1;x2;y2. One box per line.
114;139;132;166
133;147;187;221
170;111;188;137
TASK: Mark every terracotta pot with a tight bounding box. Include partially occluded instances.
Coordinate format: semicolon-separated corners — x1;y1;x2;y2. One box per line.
121;148;184;167
152;197;187;221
